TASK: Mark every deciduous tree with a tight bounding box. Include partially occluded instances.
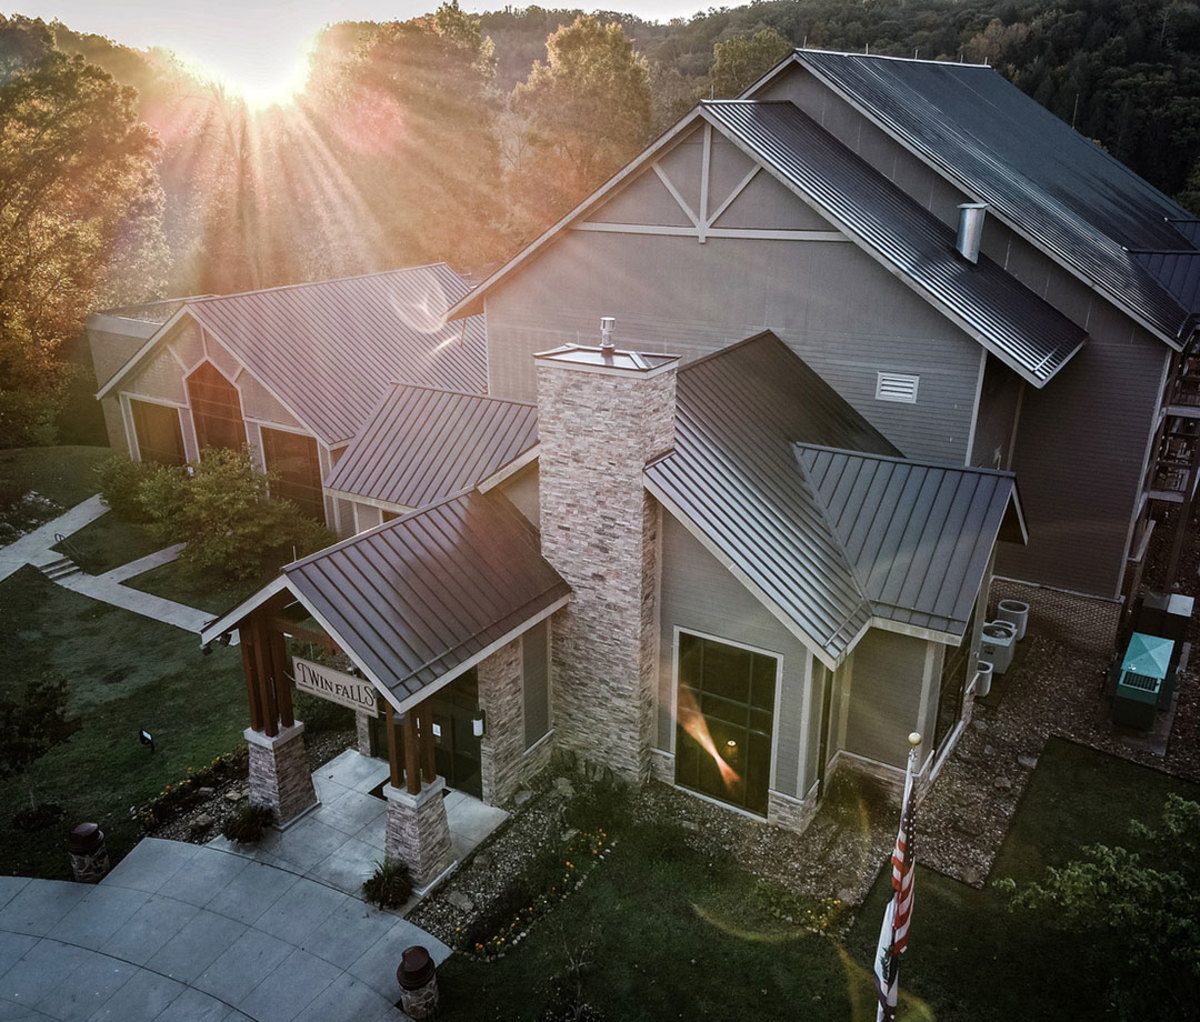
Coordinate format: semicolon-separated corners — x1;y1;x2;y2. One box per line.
707;27;793;98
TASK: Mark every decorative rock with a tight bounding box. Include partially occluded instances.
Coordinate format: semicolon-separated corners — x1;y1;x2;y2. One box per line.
955;748;972;763
837;888;855;903
994;776;1013;791
197;786;215;798
189;813;214;834
1017;754;1039;771
514;790;533;806
473;851;492;870
963;867;982;886
224;790;245;805
681;820;701;833
553;776;575;796
447;890;474;913
952;816;980;836
983;745;996;757
971;720;988;732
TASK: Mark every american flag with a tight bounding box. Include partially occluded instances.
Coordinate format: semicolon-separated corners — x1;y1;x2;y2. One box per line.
874;738;919;1022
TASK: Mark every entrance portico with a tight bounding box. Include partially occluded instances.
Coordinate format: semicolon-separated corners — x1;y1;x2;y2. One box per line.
200;489;571;891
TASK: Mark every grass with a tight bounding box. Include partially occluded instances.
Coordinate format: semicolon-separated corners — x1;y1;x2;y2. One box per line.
437;814;866;1021
845;737;1200;1021
0;445;111;509
126;558;270;616
53;513;162;574
0;566;249;878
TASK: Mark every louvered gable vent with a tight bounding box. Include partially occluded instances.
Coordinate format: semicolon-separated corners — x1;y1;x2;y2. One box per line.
875;371;920;403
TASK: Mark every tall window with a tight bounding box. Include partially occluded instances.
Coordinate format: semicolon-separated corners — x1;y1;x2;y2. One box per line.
675;632;777;816
261;427;323;520
187;361;245;452
130;399;185;466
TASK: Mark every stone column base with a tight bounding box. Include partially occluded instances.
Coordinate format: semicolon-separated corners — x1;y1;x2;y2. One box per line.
384;778;455;893
246;722;318;826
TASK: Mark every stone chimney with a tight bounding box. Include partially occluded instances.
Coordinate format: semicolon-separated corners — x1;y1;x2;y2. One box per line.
535;323;679;783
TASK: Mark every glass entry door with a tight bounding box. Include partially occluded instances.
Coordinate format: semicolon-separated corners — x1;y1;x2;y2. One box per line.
428;668;482;798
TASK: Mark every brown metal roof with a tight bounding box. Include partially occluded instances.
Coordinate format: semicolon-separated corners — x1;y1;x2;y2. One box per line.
703;100;1087;387
797;446;1022;636
325;385;538;510
645;332;897;662
283;491;570;704
104;265;486;446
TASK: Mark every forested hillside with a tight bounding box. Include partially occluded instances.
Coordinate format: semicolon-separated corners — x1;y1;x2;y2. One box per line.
2;0;1199;444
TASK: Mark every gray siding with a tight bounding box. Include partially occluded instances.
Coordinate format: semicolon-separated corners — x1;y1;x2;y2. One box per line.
844;628;928;767
970;354;1021;470
658;513;815;798
486;230;980;463
498;463;540;526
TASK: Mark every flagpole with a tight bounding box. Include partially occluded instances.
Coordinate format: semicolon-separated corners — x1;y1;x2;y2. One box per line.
874;731;921;1022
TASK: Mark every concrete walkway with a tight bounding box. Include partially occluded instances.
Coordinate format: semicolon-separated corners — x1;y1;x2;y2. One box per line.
0;839;448;1021
0;495;217;634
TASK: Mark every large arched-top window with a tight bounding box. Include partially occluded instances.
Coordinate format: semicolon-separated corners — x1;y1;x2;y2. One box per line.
186;361;245;452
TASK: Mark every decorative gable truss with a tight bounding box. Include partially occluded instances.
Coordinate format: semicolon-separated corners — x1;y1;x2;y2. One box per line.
573;123;851;246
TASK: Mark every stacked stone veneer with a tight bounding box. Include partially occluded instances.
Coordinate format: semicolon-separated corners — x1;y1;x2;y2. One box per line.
478;636;553;805
990;578;1121;655
536;352;677;784
245;722;317;826
385;778;454;891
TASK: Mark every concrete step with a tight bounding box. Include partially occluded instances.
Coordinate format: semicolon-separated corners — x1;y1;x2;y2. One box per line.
39;556;81;581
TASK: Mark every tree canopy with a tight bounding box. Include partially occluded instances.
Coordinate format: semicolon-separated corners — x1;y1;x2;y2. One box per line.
0;36;163;447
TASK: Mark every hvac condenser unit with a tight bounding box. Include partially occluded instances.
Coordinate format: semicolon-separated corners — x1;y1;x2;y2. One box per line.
980;620;1017;674
1113;631;1172;731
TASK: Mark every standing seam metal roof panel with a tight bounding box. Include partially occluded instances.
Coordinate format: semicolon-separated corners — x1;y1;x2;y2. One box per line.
701;100;1087;386
284;491;570;699
325;385;538;508
183;264;486;445
791;51;1194;343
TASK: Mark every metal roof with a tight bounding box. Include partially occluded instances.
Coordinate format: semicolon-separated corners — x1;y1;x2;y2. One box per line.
325;385;538;509
796;446;1021;636
1131;251;1200;317
645;332;898;663
284;491;570;705
102;265;487;446
792;50;1195;344
703;100;1087;387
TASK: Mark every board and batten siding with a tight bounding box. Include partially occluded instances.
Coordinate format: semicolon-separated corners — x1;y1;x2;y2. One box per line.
658;513;819;799
485;229;980;463
842;628;929;768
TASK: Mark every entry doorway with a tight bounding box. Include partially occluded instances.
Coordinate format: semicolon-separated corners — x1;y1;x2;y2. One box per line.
367;669;482;798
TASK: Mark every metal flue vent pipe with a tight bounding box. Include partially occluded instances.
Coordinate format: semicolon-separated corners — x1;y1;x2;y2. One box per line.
600;316;616;354
956;203;987;263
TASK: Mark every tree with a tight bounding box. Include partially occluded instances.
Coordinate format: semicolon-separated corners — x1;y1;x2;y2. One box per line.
707;27;794;99
0;673;81;811
999;794;1200;1018
137;447;332;582
0;47;165;447
511;15;652;215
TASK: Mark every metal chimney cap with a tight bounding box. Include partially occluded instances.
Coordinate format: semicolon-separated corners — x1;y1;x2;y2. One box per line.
599;316;616;354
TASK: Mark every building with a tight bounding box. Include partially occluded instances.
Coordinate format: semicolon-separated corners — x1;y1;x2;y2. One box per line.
87;264;486;529
449;50;1200;649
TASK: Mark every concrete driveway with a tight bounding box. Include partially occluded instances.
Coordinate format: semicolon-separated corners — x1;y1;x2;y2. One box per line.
0;838;449;1020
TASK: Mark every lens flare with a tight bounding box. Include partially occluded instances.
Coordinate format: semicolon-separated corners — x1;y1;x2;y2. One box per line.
676;685;740;791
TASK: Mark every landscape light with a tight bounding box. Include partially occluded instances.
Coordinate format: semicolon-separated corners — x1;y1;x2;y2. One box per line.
139;729;155;754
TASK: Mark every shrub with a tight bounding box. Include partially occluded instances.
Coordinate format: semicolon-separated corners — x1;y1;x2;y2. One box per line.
363;857;413;908
94;454;158;521
220;802;275;844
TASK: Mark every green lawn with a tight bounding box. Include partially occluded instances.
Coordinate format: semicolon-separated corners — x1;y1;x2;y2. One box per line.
1;566;249;878
53;513;163;574
126;558;270;617
438;740;1199;1021
0;445;111;509
846;738;1200;1021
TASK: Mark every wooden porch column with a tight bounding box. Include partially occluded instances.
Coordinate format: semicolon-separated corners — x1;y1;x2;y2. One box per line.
385;703;404;789
403;710;421;795
240;623;263;731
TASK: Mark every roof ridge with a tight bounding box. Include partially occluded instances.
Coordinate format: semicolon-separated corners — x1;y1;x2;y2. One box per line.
394;382;538;409
677;330;781;375
795;47;990;69
190;263;457;305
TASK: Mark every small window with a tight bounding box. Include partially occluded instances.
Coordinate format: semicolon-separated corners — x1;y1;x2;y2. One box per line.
875;372;920;404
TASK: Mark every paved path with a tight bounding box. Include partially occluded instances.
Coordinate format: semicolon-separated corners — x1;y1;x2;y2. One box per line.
0;839;448;1021
0;496;218;635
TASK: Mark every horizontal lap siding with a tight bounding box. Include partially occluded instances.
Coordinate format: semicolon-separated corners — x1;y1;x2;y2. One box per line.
844;629;928;768
998;313;1167;597
659;514;815;798
486;232;978;463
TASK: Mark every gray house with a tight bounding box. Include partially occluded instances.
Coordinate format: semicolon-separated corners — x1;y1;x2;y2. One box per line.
88;264;486;529
449;50;1200;650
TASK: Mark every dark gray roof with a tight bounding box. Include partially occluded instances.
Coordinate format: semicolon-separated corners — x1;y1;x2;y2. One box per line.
1131;250;1200;317
703;100;1087;387
791;50;1196;344
326;386;538;509
284;491;570;704
104;265;486;446
646;332;1020;660
797;446;1020;635
645;332;898;661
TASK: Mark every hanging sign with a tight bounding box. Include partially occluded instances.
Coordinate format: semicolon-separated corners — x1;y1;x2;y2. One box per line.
291;658;379;716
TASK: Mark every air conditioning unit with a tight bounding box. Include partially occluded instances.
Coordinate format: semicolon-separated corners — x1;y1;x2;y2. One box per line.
980;620;1017;674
